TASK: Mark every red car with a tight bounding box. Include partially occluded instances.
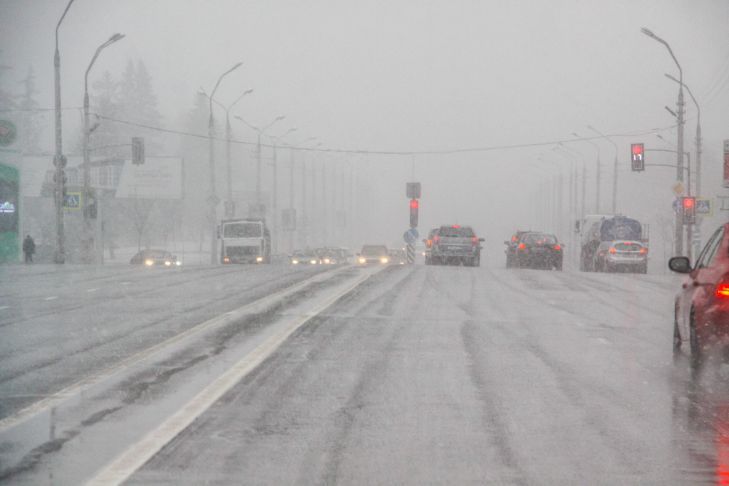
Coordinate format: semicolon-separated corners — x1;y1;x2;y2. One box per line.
670;223;729;362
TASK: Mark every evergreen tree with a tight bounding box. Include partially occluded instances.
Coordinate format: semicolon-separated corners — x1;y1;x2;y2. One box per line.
89;70;123;157
116;59;163;155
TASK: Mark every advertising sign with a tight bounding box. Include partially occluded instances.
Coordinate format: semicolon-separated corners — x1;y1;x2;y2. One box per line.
115;157;182;199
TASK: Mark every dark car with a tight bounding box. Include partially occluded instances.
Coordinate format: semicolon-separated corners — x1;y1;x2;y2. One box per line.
388;248;407;265
670;223;729;363
510;232;563;270
357;245;389;265
504;230;530;268
130;249;181;267
291;250;321;265
430;225;483;266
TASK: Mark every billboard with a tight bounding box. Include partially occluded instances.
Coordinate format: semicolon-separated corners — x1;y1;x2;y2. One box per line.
0;162;19;263
115;157;182;199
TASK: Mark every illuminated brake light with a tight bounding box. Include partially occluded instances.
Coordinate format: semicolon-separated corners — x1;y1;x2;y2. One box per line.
554;244;561;251
518;243;526;250
609;247;617;254
452;224;461;228
471;236;478;246
717;283;729;298
639;247;648;255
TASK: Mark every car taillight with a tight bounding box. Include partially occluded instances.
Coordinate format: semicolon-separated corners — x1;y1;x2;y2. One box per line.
609;247;617;254
518;243;526;250
434;235;440;244
717;282;729;299
639;247;648;254
471;236;478;246
553;244;561;251
426;239;432;248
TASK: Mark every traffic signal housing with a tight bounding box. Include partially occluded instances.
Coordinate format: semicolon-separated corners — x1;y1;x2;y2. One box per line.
682;196;696;224
409;198;419;228
631;143;645;171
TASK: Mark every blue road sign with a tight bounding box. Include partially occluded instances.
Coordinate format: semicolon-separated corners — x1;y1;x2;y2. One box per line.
63;192;81;210
403;228;419;244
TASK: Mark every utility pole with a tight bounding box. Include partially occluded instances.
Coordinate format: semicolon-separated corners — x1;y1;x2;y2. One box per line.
52;0;75;264
207;62;242;264
587;125;618;214
666;73;702;253
82;33;124;264
642;27;685;256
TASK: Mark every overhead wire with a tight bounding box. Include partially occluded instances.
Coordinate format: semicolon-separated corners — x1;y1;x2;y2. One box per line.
93;113;677;158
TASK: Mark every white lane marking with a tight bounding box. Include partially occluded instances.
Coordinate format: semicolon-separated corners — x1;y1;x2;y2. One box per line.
0;266;349;433
595;337;611;345
44;296;58;301
87;267;381;486
0;306;8;311
120;282;131;286
87;288;99;293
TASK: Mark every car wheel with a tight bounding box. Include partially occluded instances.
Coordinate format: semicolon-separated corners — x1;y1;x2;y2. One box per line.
689;308;703;366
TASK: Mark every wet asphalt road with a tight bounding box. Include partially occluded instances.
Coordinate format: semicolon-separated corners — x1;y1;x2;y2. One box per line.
119;263;729;485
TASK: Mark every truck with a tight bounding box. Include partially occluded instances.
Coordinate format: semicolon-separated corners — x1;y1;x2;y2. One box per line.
578;214;647;272
218;218;271;264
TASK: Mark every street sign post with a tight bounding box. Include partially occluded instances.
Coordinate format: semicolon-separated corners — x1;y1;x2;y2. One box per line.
723;139;729;188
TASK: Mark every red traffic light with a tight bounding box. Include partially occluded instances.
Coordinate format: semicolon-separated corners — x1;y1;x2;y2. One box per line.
409;199;419;209
682;197;695;208
631;144;644;155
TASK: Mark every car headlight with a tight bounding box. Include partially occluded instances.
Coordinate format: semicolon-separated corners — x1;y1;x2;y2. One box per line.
380;257;389;264
223;256;230;263
164;260;172;266
292;259;299;264
324;258;331;264
358;257;366;264
175;261;182;266
310;259;318;264
256;256;263;263
144;259;154;266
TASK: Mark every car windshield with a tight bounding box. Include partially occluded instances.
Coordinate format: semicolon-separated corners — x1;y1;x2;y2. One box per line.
362;245;387;256
3;4;727;485
223;222;262;238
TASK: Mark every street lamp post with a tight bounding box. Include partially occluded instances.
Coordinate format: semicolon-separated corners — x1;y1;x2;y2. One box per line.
572;132;601;214
666;73;702;253
207;62;242;264
52;0;76;264
82;33;124;264
642;27;685;256
587;125;618;214
266;128;296;254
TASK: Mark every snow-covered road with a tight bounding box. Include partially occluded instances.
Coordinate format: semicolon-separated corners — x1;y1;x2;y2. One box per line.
2;262;726;484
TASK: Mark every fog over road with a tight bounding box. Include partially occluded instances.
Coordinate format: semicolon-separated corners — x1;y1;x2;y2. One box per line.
2;262;728;484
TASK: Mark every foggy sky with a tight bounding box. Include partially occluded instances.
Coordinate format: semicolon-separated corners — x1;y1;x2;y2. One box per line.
1;0;728;253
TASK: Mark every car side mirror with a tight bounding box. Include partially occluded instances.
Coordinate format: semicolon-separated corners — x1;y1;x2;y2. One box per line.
668;256;691;274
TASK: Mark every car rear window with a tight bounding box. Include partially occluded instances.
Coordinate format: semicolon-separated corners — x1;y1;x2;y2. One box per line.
614;242;643;251
439;227;474;237
523;234;556;245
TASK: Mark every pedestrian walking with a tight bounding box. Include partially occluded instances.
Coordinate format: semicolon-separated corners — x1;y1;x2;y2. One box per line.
22;235;36;263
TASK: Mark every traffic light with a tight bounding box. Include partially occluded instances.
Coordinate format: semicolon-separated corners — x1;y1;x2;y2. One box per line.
631;143;645;171
409;198;419;228
682;196;696;224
